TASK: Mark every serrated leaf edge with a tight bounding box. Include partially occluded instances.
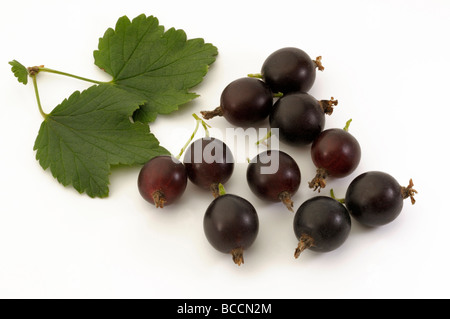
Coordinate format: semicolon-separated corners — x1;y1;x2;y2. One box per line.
33;84;169;198
9;60;29;85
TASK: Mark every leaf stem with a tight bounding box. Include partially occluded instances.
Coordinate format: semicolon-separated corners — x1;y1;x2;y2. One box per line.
31;74;48;119
39;67;108;85
175;113;211;159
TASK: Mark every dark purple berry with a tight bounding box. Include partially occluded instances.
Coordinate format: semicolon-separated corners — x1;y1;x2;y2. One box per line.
309;121;361;192
137;156;188;208
261;47;324;94
183;137;234;197
293;196;351;258
204;194;259;266
270;92;337;145
345;171;417;227
246;150;301;211
201;77;273;127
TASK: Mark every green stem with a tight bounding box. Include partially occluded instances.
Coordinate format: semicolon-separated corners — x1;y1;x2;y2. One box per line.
218;183;226;196
194;113;211;138
39;67;109;85
31;74;47;119
247;73;263;79
330;189;345;204
273;92;284;98
343;119;352;131
175;113;211;160
256;129;272;146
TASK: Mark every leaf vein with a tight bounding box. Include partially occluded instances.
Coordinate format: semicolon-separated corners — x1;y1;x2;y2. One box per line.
116;46;211;82
47;117;150;163
115;18;158;80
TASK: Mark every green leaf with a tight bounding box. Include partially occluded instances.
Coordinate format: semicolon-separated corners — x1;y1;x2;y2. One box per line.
9;60;29;84
33;84;170;198
94;14;218;122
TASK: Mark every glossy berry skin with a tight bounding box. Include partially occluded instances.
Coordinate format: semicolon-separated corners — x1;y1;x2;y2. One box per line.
345;171;410;227
137;156;188;208
183;137;234;194
204;194;259;265
270;93;333;145
246;150;301;211
261;47;320;94
220;77;274;126
309;127;361;192
311;128;361;177
293;196;351;257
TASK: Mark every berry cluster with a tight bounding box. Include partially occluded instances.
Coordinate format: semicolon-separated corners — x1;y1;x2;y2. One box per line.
137;47;417;266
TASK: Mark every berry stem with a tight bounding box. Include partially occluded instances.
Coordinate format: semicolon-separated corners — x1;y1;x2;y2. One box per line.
231;247;244;266
200;106;223;120
175;113;211;160
152;190;166;208
313;56;325;71
218;183;227;196
308;167;328;192
278;191;294;212
294;234;314;258
211;183;227;198
256;130;272;146
343;119;353;132
247;73;263;79
319;97;338;115
273;92;284;98
330;189;345;204
400;179;418;205
210;183;220;198
195;113;211;138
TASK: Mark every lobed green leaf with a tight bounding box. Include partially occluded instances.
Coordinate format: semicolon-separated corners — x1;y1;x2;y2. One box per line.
12;14;217;198
34;84;170;197
94;14;218;122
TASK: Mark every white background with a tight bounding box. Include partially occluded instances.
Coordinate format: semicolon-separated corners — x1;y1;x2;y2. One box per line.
1;0;449;299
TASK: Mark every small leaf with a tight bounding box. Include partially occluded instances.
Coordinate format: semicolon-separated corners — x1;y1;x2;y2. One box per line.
94;14;218;122
33;84;170;197
9;60;29;84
